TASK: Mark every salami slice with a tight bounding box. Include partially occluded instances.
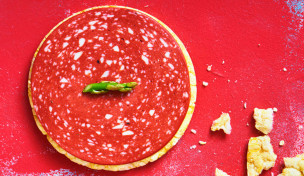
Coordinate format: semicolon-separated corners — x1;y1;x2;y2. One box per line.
28;6;196;170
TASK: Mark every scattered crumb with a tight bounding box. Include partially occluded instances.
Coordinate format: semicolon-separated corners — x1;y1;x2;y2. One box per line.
299;125;303;130
211;113;232;134
202;81;209;87
207;65;212;71
199;141;207;145
227;79;230;83
191;129;197;134
247;123;250;127
283;68;287;72
222;60;225;64
234;80;238;83
279;140;285;146
198;150;201;153
278;153;304;176
253;108;274;134
244;102;247;109
273;107;278;112
216;168;231;176
144;5;149;7
190;145;197;149
258;44;261;47
247;135;277;176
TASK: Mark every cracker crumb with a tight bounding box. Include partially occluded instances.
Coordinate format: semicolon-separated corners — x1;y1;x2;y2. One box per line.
191;129;197;134
279;153;304;175
258;44;261;47
244;102;247;109
211;113;232;134
190;145;197;149
199;141;207;145
283;68;287;72
202;81;209;87
227;79;230;83
253;108;274;134
207;65;212;71
247;123;249;127
247;135;277;176
222;60;225;64
279;140;285;146
216;168;230;176
273;107;278;112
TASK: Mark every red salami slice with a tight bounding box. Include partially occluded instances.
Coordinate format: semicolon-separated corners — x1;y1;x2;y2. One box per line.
29;6;196;169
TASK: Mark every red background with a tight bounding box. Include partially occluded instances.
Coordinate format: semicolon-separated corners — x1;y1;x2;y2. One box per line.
0;0;303;175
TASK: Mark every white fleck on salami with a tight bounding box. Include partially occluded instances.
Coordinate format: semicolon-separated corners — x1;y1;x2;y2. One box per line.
30;6;193;166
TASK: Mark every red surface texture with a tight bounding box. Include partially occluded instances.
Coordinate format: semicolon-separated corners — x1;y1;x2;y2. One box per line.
0;0;303;175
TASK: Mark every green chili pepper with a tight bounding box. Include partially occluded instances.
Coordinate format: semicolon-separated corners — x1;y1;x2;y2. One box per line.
83;81;137;94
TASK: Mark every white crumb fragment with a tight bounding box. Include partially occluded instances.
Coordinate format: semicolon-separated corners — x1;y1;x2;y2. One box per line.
283;68;287;72
190;145;197;149
222;60;225;64
207;65;212;71
278;153;304;176
191;129;197;134
279;140;285;146
216;168;230;176
273;107;278;112
247;135;277;176
244;102;247;109
253;108;274;134
246;123;250;127
211;113;232;134
199;141;206;145
202;81;209;87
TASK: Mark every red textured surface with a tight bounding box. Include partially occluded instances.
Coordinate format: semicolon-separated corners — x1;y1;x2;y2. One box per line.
0;0;303;175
